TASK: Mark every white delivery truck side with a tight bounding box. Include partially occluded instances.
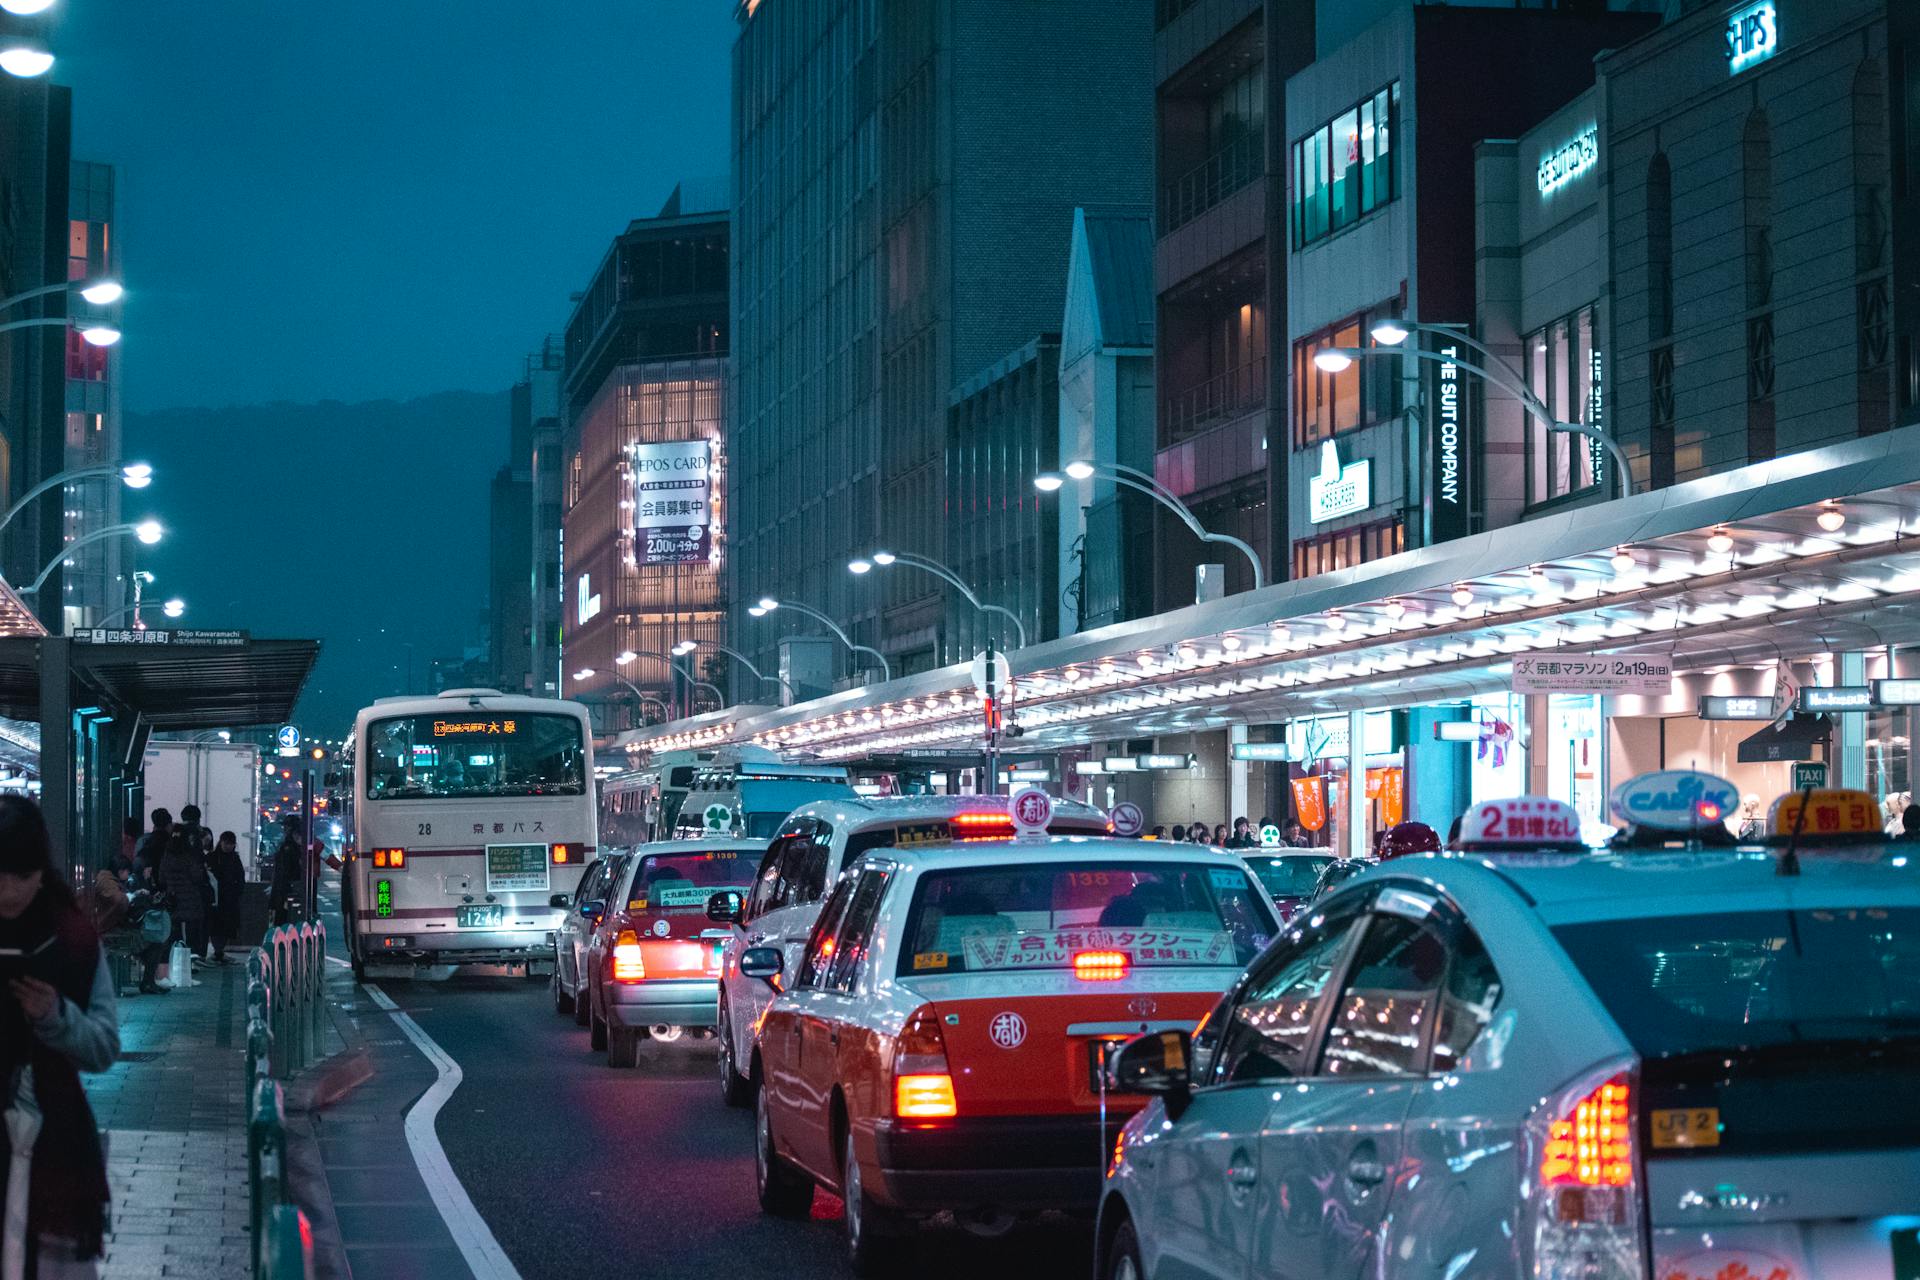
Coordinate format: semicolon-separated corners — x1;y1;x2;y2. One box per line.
141;741;265;873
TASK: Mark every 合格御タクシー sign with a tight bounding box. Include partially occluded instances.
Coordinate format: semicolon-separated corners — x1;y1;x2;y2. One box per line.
1513;654;1673;696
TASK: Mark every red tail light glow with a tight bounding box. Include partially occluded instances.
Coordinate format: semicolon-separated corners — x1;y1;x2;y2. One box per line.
551;844;573;864
1541;1074;1632;1193
371;848;405;869
895;1074;958;1118
1074;950;1130;981
612;929;646;983
892;1004;956;1118
949;812;1016;840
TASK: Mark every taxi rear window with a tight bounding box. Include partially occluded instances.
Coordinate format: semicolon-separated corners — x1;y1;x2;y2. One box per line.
626;850;754;912
896;861;1276;977
1246;855;1333;898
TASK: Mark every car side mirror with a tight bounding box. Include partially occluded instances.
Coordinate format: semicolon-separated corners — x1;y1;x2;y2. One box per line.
739;945;783;988
579;899;606;924
549;893;572;910
706;890;744;925
1108;1030;1193;1120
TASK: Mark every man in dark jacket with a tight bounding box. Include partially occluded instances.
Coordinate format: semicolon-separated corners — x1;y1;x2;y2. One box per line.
133;807;172;886
268;816;307;925
156;826;210;960
208;830;246;961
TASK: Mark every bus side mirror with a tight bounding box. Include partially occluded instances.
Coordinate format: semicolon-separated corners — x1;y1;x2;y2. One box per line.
706;890;743;925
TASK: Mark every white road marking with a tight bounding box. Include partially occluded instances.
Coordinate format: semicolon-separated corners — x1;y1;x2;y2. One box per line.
362;983;524;1280
324;954;352;969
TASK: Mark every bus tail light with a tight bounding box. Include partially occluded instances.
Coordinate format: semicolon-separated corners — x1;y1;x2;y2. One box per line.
371;848;405;869
550;844;573;864
891;1003;957;1119
1524;1062;1646;1280
1074;950;1129;981
611;929;646;983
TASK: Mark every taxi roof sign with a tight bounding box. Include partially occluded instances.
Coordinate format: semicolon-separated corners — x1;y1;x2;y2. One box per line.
1609;769;1739;831
1457;796;1585;852
1767;787;1880;841
1009;786;1053;839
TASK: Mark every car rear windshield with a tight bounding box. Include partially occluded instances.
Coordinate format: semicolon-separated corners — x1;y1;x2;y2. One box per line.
1553;907;1920;1058
1246;855;1332;898
897;861;1277;977
626;849;755;912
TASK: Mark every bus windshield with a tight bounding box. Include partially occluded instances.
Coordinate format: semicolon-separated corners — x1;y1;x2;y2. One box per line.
365;713;587;800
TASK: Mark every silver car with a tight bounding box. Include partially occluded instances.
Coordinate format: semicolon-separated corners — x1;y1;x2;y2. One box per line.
1097;832;1920;1279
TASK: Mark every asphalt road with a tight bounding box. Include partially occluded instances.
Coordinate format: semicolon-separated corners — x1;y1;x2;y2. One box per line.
372;970;1096;1280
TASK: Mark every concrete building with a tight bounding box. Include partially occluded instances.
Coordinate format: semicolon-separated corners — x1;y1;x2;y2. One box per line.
729;0;1154;686
61;160;122;630
489;363;537;695
525;338;565;696
561;187;729;730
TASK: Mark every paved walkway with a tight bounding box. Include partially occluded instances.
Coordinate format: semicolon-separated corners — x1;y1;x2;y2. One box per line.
86;956;254;1280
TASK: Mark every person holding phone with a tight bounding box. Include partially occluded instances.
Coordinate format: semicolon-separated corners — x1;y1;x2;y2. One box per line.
0;796;117;1277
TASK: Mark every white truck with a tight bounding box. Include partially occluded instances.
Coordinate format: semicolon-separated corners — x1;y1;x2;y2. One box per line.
141;740;265;874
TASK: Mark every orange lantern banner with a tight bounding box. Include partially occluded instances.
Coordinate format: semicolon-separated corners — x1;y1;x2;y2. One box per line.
1291;776;1327;832
1382;768;1405;826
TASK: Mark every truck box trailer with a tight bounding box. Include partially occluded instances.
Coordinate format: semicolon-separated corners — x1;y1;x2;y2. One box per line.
141;740;264;874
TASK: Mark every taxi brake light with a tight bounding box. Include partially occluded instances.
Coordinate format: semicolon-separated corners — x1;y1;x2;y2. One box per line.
612;929;646;982
892;1004;956;1118
895;1074;957;1118
1540;1074;1632;1194
1074;950;1129;981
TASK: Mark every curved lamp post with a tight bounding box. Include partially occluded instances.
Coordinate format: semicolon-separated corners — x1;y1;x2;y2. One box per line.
1035;459;1266;590
0;278;122;312
675;639;795;703
747;596;893;682
0;314;119;346
1315;319;1633;498
615;647;727;714
96;597;185;628
0;462;151;540
574;668;673;723
847;550;1028;650
18;520;162;595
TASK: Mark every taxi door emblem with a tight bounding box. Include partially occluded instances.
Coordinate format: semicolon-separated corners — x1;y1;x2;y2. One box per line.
1127;997;1158;1019
988;1011;1028;1049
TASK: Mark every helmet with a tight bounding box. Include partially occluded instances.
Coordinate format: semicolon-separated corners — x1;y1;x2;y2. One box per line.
1376;820;1441;860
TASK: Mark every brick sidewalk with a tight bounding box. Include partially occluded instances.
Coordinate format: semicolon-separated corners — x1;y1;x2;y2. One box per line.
85;957;254;1280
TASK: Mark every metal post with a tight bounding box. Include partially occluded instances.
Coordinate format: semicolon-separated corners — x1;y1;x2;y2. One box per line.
1346;709;1368;859
1228;725;1249;828
1839;651;1868;791
38;637;74;880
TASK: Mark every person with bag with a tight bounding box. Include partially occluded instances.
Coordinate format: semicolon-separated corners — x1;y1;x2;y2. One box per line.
206;832;244;964
0;795;118;1279
129;891;171;997
155;828;208;967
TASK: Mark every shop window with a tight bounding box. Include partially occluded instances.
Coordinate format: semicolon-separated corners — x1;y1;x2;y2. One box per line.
1293;300;1402;447
1291;518;1403;581
1524;304;1600;506
1291;83;1397;249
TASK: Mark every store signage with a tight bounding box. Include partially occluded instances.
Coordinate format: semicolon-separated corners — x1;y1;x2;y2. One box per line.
632;438;713;565
1536;126;1598;196
1587;348;1607;493
575;573;601;625
1074;760;1109;776
77;628;249;647
1872;678;1920;705
1290;777;1327;832
1512;653;1673;696
1698;694;1775;720
1427;330;1472;543
1287;711;1396;761
1800;686;1872;712
1725;2;1777;76
1101;757;1142;773
1230;742;1294;762
1307;439;1371;523
1135;753;1194;771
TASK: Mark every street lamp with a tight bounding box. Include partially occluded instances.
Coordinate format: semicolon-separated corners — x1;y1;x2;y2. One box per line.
0;40;52;78
0;462;154;540
0;315;118;345
749;596;894;682
0;278;123;313
18;521;162;595
847;549;1028;650
1312;319;1633;497
675;639;796;703
578;668;671;723
1034;459;1266;590
615;647;726;715
96;597;185;628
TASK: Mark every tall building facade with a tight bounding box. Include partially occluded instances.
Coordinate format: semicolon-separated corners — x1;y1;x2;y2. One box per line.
730;0;1154;683
489;365;537;695
61;160;120;630
525;338;565;695
561;188;729;729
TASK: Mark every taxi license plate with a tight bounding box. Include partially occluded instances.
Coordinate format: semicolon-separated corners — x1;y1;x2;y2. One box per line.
1088;1039;1128;1091
1651;1106;1720;1149
456;905;504;929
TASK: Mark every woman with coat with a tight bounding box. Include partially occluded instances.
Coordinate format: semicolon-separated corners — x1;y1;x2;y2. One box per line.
0;795;118;1279
155;828;208;963
206;832;244;963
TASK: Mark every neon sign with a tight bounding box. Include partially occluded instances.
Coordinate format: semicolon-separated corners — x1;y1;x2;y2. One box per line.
432;719;519;737
1725;2;1776;76
1307;439;1372;523
576;573;601;625
1536;126;1598;196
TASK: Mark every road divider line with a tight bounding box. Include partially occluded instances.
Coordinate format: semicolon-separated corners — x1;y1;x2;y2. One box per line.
363;984;523;1280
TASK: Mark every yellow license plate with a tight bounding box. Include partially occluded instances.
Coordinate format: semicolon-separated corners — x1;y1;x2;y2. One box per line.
1651;1106;1720;1148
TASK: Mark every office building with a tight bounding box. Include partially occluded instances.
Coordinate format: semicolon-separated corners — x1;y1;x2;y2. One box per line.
525;338;565;695
489;367;536;695
62;160;121;630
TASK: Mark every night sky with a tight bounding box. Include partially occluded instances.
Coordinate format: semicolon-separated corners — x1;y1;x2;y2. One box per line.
50;2;732;728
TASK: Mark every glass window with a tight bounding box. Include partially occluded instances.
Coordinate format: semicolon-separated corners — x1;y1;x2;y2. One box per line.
1212;906;1361;1084
1329;108;1360;230
1293;82;1398;248
797;876;856;989
1245;855;1335;899
364;713;587;800
1525;303;1601;506
825;866;892;992
1320;913;1448;1076
745;841;787;919
626;849;755;912
1432;925;1501;1072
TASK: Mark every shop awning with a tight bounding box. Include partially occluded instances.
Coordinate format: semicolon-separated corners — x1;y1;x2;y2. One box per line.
0;635;322;730
623;422;1920;762
1737;713;1831;763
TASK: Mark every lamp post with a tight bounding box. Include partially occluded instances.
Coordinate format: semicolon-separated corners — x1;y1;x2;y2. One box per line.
614;647;725;717
848;550;1028;650
18;520;162;595
0;315;119;345
1034;459;1266;590
0;462;151;541
574;668;672;725
677;640;796;703
96;598;185;628
0;278;122;312
1315;320;1634;498
747;596;893;682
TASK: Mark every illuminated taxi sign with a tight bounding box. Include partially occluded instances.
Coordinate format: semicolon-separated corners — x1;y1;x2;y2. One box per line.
893;822;956;848
1610;770;1739;830
1767;788;1879;839
1458;796;1584;851
432;718;519;737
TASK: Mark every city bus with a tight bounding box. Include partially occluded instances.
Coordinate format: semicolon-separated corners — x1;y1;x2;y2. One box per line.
339;690;598;981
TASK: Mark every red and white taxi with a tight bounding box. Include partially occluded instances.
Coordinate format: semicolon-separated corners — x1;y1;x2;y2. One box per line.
740;832;1279;1274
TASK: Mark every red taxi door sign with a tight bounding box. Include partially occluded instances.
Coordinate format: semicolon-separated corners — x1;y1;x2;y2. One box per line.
1461;796;1584;848
1010;786;1053;836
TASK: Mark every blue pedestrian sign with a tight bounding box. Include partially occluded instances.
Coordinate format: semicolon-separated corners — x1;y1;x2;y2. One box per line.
276;725;301;751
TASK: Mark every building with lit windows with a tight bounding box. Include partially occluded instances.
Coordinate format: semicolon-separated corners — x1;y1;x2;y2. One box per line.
524;338;565;695
61;160;121;630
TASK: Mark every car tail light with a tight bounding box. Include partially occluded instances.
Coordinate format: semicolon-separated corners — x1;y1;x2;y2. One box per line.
891;1004;957;1118
551;844;573;864
1074;950;1129;981
371;848;405;869
949;812;1015;840
611;929;646;983
1524;1061;1647;1280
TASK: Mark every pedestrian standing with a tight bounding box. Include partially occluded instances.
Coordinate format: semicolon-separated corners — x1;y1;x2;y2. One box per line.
132;809;170;888
268;817;306;926
1211;823;1229;846
113;819;140;883
1168;826;1186;843
1188;822;1209;844
156;827;209;962
1227;817;1254;848
0;795;118;1280
207;832;245;964
1284;821;1309;848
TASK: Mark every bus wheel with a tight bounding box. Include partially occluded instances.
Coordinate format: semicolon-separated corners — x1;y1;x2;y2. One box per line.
350;954;366;984
608;1024;639;1068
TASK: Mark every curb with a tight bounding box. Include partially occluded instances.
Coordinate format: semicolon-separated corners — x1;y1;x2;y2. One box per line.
279;990;374;1280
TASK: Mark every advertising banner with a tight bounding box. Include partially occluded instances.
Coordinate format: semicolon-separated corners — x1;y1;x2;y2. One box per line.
1290;776;1327;832
1513;653;1673;696
1426;326;1473;544
633;439;713;565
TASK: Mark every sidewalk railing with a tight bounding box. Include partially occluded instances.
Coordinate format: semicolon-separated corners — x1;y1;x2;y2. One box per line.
245;922;326;1280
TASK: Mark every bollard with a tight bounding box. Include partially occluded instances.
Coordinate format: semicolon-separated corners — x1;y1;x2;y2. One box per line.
308;922;327;1059
247;1077;287;1276
260;1203;313;1280
245;1019;272;1103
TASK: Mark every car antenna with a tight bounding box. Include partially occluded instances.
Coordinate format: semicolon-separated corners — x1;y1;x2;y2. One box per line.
1777;785;1810;877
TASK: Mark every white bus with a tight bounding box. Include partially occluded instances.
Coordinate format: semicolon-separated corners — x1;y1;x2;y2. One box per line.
340;690;597;981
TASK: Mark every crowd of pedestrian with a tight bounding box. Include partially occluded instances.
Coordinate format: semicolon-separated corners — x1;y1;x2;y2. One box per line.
1146;815;1314;848
97;803;251;997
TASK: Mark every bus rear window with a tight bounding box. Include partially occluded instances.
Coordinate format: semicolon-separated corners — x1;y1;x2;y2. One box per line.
897;862;1275;977
365;713;587;800
628;850;754;911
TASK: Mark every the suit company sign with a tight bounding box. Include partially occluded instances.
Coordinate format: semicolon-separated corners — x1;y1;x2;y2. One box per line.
1428;331;1469;541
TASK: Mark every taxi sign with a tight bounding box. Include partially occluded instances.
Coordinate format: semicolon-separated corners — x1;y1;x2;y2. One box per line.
1259;823;1282;848
1109;801;1144;837
1610;770;1739;830
1458;796;1585;850
1009;786;1053;837
1767;787;1879;839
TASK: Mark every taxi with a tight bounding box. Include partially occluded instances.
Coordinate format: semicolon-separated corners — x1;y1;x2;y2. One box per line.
1097;775;1920;1280
582;838;762;1068
740;794;1280;1275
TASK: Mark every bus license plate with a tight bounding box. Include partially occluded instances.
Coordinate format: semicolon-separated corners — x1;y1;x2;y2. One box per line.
456;905;505;929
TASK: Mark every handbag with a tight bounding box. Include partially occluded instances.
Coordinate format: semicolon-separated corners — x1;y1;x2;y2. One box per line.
139;907;172;946
165;940;194;989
